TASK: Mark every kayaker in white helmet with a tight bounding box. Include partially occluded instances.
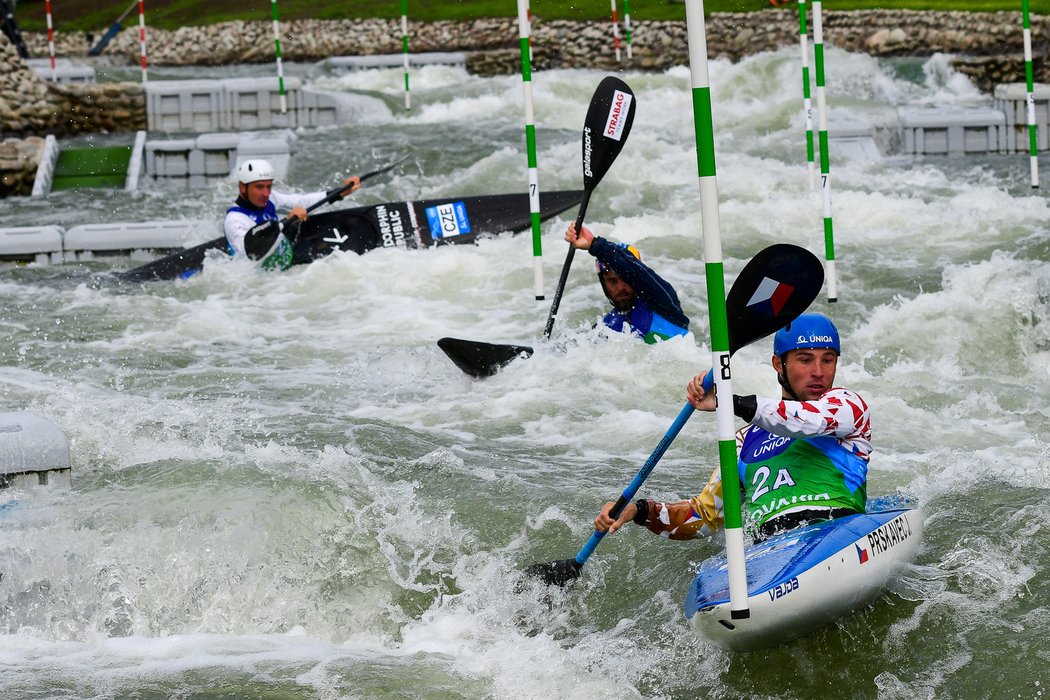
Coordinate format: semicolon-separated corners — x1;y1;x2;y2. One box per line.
224;159;361;268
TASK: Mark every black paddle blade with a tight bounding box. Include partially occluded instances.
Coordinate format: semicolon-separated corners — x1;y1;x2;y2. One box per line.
243;220;281;260
725;243;825;355
437;337;534;379
524;559;583;587
543;78;637;339
581;76;637;195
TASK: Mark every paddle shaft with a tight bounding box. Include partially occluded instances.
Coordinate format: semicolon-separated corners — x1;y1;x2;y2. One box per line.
280;156;408;244
572;402;694;566
311;156;408;213
542;195;590;339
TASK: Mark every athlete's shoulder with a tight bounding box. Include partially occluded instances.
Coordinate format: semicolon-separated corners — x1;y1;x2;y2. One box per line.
822;386;869;409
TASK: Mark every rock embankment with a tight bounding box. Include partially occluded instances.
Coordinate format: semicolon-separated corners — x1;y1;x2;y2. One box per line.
18;9;1049;82
0;37;146;195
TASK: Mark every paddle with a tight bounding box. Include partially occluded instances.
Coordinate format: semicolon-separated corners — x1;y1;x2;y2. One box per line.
525;242;825;587
116;155;408;282
437;76;637;378
436;337;534;379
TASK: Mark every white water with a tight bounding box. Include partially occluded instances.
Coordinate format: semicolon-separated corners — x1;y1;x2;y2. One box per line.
1;47;1049;699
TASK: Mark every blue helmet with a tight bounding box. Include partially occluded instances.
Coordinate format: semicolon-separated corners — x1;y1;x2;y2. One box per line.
595;242;641;275
773;313;840;356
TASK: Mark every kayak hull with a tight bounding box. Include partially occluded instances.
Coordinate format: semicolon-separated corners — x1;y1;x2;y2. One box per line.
117;189;584;282
684;504;923;651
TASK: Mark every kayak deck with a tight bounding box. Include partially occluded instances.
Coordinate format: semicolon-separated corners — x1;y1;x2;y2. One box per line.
685;502;923;651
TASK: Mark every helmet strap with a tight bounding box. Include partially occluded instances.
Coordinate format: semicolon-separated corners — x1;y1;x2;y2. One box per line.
776;354;802;402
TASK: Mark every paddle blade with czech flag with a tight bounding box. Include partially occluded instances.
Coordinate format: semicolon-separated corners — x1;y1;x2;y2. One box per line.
724;243;825;355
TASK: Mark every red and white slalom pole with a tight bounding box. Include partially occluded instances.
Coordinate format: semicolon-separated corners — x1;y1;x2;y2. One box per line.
45;0;56;82
137;0;148;83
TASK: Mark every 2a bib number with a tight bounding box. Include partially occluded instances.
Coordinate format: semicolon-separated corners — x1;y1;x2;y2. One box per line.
750;465;797;503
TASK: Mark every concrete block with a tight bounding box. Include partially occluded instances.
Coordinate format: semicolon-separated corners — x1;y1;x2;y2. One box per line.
899;106;1005;155
145;138;197;178
0;412;71;490
0;226;64;264
223;76;302;130
64;220;212;257
145;79;226;133
993;82;1050;153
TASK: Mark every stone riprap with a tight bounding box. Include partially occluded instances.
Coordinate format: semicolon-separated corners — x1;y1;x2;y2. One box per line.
17;10;1048;75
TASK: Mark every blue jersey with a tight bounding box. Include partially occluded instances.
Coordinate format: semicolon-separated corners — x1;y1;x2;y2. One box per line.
591;237;689;343
225;199;278;255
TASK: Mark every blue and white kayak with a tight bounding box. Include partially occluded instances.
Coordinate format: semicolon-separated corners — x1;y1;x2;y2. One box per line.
684;501;923;651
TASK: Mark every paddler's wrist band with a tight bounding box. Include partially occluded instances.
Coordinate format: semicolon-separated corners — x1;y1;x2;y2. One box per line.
733;394;758;422
633;499;649;525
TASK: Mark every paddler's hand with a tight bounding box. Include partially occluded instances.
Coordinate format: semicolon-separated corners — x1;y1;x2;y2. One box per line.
343;175;361;194
564;222;595;251
288;206;309;222
687;373;718;412
594;500;637;535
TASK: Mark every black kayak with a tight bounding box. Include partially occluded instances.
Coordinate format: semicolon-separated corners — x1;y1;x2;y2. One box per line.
117;189;585;283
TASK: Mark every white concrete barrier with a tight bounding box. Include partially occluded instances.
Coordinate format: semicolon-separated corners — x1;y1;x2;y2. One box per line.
993;82;1050;153
0;226;64;264
899;106;1006;155
63;220;214;259
0;412;71;490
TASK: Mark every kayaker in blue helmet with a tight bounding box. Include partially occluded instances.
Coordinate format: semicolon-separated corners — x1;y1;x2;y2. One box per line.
224;159;361;269
564;223;689;344
594;313;871;542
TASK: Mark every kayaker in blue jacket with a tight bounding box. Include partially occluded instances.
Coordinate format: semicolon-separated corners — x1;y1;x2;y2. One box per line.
564;223;689;343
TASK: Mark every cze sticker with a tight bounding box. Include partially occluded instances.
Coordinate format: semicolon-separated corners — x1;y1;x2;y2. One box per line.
426;202;471;239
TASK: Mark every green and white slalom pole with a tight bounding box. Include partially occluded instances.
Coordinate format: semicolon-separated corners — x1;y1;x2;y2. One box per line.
1023;0;1039;188
610;0;622;63
270;0;286;113
797;0;816;190
401;0;411;110
517;0;544;300
624;0;633;61
685;0;750;621
812;0;837;302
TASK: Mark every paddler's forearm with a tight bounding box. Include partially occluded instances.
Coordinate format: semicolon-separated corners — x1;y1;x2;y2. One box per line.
633;497;721;540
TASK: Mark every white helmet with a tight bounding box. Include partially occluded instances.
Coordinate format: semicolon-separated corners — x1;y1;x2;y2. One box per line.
236;159;275;184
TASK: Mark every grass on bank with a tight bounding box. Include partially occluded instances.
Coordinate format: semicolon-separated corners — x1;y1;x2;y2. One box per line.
14;0;1050;33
